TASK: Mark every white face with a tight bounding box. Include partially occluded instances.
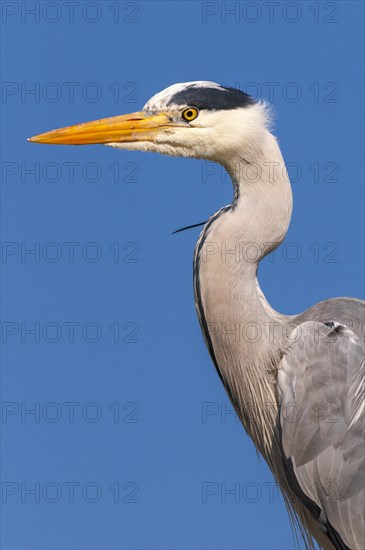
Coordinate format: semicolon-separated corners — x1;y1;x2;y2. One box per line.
29;81;268;164
108;106;267;164
109;81;267;162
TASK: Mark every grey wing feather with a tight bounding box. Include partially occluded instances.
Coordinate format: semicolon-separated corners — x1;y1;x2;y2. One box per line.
278;316;365;550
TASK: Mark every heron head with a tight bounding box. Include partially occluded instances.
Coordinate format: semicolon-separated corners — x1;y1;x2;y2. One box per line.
28;81;269;163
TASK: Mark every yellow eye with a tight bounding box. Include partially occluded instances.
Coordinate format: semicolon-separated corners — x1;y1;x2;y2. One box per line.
182;107;199;122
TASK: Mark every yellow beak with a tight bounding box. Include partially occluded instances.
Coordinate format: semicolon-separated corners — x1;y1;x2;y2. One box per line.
28;111;173;145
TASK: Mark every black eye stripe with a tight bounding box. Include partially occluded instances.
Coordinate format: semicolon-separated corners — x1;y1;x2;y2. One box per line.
168;86;255;111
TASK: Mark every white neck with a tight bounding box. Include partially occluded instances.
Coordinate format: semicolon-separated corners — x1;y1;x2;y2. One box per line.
223;128;293;260
194;129;293;455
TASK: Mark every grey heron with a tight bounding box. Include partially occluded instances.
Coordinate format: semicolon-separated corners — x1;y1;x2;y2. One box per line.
29;81;365;550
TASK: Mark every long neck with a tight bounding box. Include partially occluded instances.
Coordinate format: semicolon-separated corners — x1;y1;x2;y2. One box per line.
222;128;293;268
194;129;293;453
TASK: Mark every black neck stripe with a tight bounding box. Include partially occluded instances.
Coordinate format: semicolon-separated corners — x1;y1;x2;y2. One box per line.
193;205;246;419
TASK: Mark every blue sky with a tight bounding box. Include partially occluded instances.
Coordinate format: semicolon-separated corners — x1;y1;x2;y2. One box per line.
1;1;364;549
